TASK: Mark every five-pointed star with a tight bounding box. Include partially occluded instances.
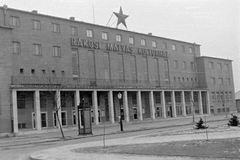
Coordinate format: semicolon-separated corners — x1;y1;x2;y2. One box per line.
113;7;129;28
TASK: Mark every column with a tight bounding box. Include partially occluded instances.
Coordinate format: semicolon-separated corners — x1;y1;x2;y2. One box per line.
12;90;18;134
181;91;186;116
56;90;62;128
123;90;129;122
108;90;114;123
172;91;177;117
74;90;80;127
92;90;99;125
161;91;166;118
199;91;203;114
137;91;143;121
206;91;211;114
149;91;155;119
34;90;41;130
191;91;195;116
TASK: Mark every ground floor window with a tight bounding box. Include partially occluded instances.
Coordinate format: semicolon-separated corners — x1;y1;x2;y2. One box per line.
176;105;182;116
61;111;67;126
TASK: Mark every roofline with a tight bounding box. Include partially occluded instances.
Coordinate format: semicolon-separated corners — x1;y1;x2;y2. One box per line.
1;6;201;46
197;56;232;62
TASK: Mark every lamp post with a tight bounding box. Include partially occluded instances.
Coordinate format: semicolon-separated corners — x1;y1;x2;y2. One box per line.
117;92;123;132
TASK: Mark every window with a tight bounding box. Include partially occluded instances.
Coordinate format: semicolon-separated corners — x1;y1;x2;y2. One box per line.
211;92;215;103
10;16;20;27
130;56;137;81
225;64;229;70
182;77;185;81
152;41;157;48
229;92;232;101
154;58;160;81
61;71;65;76
226;78;231;85
217;63;222;70
71;26;78;35
116;34;122;42
33;44;42;55
189;62;194;69
118;54;124;81
210;77;216;84
182;45;185;53
31;69;35;75
72;49;79;77
178;77;181;81
42;69;46;75
163;42;167;49
52;70;55;76
218;78;223;85
20;68;24;74
189;47;193;53
103;52;110;80
102;32;108;40
225;92;228;102
13;42;21;54
53;46;61;57
182;61;187;69
143;57;149;81
216;92;219;102
17;92;25;109
174;77;176;81
217;108;221;113
87;29;93;37
141;38;146;46
129;36;134;44
174;60;178;68
209;62;214;69
32;20;41;30
172;44;176;51
52;23;60;33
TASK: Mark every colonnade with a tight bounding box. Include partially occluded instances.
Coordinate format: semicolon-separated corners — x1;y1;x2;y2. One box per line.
12;89;210;134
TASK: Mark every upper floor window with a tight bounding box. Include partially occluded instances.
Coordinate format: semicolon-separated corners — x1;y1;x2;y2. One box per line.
163;42;167;49
174;60;178;68
218;78;223;85
129;36;134;44
226;78;231;85
210;77;216;84
191;62;195;69
53;46;61;57
33;44;42;55
32;20;41;30
52;23;60;33
13;41;21;54
182;45;185;53
182;61;187;69
217;63;222;70
225;64;229;71
209;62;214;69
71;26;78;35
141;38;146;46
189;47;193;53
10;16;20;27
102;32;108;40
116;34;122;42
87;29;93;37
172;44;176;51
152;41;157;48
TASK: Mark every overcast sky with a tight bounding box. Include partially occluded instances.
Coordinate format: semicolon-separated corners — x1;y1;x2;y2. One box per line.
2;0;240;91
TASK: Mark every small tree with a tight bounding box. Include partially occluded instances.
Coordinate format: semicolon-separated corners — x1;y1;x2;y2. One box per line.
228;114;239;126
194;118;208;129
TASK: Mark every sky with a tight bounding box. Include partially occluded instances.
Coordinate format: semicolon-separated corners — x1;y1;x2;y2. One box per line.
1;0;240;91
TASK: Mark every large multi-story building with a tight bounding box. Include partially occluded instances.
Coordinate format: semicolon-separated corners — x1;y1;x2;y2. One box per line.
0;5;236;135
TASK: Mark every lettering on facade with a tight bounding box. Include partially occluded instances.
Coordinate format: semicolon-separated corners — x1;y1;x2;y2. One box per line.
70;38;168;58
106;43;133;53
71;38;100;49
137;48;168;58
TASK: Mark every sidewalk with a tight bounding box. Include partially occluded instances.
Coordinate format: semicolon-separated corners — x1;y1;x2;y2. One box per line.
0;114;231;148
30;114;239;160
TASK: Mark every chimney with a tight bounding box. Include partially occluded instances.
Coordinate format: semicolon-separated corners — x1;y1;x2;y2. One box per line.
32;10;38;13
148;33;152;36
70;17;75;21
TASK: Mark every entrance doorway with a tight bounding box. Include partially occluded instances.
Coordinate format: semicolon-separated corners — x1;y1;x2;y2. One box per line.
120;108;124;120
156;106;162;117
167;106;173;117
133;108;138;120
32;112;48;129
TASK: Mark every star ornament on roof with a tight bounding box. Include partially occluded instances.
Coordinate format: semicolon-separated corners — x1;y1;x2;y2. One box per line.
113;7;129;28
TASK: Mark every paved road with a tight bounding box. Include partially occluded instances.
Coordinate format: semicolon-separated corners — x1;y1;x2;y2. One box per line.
0;120;226;160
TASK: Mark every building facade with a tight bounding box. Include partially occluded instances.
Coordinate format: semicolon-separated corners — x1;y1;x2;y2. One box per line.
0;6;236;134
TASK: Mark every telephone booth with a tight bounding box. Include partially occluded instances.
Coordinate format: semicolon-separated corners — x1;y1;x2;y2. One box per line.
78;102;92;135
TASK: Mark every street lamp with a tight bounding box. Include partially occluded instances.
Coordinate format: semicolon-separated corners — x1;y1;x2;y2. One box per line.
117;92;123;132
